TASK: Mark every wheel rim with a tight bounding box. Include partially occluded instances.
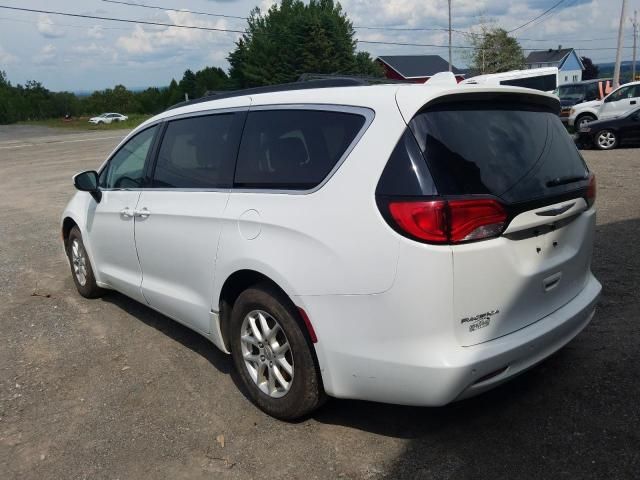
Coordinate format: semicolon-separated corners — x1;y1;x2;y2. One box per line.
240;310;294;398
578;117;593;128
70;239;88;286
597;131;616;149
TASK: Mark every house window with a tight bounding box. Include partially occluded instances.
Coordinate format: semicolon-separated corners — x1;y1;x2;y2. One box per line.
573;74;579;82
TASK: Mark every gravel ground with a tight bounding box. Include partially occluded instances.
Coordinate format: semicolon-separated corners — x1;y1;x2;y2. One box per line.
0;125;638;479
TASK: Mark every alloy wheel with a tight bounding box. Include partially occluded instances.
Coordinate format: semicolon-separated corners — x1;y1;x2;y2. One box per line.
597;131;616;149
70;239;87;286
240;310;294;398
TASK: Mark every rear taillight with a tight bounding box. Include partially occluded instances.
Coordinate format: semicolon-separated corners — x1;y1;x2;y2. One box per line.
586;174;596;208
387;199;507;244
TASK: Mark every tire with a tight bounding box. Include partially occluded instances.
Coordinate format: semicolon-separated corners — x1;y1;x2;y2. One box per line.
230;283;324;420
67;226;104;298
594;129;618;150
576;113;596;130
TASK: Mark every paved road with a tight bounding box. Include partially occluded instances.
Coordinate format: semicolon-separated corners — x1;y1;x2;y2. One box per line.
1;125;639;479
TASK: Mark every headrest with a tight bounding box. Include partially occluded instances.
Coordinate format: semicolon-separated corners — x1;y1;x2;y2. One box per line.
269;137;308;173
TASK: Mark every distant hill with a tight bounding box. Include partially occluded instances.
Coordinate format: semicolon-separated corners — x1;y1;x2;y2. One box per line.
596;61;638;82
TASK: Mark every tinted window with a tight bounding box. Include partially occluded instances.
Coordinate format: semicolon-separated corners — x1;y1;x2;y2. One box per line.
100;125;157;189
234;110;366;189
409;101;589;204
500;74;557;92
606;85;633;102
152;113;243;188
376;130;437;196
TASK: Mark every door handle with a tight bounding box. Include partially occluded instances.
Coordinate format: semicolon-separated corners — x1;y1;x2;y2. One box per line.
134;207;151;218
120;207;134;218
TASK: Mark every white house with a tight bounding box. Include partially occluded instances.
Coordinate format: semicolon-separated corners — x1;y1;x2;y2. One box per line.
525;47;584;85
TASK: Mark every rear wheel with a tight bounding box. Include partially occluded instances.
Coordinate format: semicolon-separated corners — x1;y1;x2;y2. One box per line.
229;284;324;420
67;227;104;298
594;129;618;150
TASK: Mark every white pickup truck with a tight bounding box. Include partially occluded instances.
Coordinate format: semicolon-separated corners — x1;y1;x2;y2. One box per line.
569;81;640;128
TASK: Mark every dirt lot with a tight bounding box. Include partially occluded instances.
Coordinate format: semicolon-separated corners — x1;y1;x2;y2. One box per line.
1;125;639;479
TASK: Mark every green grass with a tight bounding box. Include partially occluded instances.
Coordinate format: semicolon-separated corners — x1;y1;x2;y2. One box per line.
18;113;153;130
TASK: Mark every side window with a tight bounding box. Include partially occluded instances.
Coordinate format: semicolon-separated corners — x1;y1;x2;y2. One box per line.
234;109;366;190
607;86;630;102
376;130;437;197
152;113;243;188
100;125;157;189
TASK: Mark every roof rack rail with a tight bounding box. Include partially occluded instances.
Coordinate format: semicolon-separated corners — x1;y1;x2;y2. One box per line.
164;76;394;111
296;73;408;84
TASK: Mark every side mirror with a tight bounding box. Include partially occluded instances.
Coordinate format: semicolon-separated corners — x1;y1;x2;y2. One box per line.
73;170;101;202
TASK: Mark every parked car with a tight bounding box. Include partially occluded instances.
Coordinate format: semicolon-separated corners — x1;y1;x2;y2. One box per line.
577;106;640;150
88;113;128;124
62;79;601;420
555;78;612;124
568;80;640;128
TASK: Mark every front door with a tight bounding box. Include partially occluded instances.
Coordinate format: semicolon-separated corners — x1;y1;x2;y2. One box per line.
86;125;158;302
599;84;640;120
134;110;246;333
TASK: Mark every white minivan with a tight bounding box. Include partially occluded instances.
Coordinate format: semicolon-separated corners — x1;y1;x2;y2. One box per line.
62;78;601;420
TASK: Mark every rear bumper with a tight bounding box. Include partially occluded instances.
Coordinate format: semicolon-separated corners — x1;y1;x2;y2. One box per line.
300;274;601;406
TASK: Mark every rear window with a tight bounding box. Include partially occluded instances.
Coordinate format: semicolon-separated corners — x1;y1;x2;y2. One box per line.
500;74;557;92
234;109;366;190
409;101;589;204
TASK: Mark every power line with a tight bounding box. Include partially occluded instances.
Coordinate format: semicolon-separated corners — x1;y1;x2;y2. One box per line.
0;4;477;49
101;0;246;21
0;14;148;31
101;0;478;35
0;5;245;33
0;4;634;53
508;0;567;33
97;0;631;45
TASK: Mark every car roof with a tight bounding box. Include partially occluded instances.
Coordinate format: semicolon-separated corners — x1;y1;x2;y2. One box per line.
131;80;559;137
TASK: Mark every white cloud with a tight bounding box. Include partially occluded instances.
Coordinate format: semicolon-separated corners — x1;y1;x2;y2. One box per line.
33;44;57;65
87;25;105;40
0;44;17;64
115;10;238;62
37;14;65;39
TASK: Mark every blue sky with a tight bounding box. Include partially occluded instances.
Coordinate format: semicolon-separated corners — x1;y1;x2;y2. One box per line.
0;0;638;91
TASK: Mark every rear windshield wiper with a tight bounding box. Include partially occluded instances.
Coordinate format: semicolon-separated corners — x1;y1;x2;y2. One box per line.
546;175;589;187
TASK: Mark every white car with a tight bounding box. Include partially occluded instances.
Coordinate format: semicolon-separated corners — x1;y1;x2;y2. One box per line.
568;100;602;128
88;113;128;124
62;78;601;420
569;80;640;128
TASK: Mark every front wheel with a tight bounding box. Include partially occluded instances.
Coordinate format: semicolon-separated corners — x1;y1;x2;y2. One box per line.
594;129;618;150
67;227;104;298
230;284;324;420
576;114;596;129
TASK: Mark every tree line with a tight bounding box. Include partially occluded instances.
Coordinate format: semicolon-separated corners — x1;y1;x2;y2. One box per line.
0;0;382;125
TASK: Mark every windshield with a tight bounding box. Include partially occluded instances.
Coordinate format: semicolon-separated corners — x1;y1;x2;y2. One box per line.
409;101;590;204
557;85;586;100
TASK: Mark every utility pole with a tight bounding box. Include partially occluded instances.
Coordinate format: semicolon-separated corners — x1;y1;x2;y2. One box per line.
448;0;452;72
613;0;627;88
632;10;638;81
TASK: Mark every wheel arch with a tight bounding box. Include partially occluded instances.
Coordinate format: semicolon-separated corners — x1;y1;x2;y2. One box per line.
217;269;315;354
62;216;78;250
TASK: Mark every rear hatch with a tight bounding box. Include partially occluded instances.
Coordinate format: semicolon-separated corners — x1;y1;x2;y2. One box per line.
381;92;595;346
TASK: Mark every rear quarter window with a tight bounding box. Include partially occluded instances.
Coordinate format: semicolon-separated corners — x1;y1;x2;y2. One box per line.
234;109;366;190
